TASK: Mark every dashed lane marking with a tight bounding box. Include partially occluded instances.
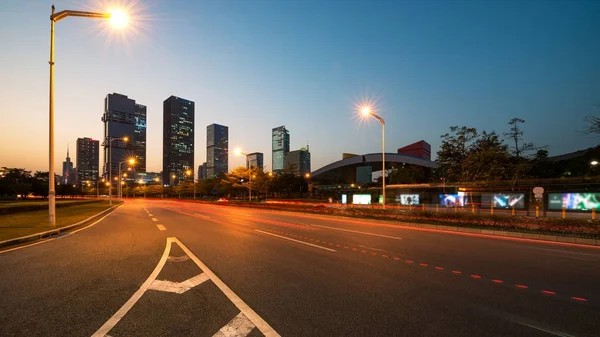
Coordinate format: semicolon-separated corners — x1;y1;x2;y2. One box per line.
213;312;256;337
148;273;209;294
310;224;402;240
254;229;336;252
151;218;158;222
156;224;166;231
148;214;154;217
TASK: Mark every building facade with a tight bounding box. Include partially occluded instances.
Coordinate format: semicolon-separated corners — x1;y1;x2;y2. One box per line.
206;124;228;178
272;125;290;172
246;152;264;169
76;137;99;185
102;93;146;179
284;146;311;176
163;95;195;185
397;140;431;161
62;146;75;185
198;163;207;180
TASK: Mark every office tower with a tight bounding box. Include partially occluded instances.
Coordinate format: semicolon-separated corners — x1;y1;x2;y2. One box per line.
246;152;264;169
134;103;147;172
102;93;146;178
284;146;311;176
198;163;207;180
163;95;195;185
272;126;290;172
62;145;75;185
206;124;229;178
76;137;99;185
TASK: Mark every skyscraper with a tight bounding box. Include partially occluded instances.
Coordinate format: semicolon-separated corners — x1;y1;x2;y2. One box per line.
198;163;207;180
246;152;264;169
62;146;75;185
272;126;290;172
76;137;99;185
102;93;146;178
284;146;311;176
134;103;147;172
206;124;229;178
163;95;195;185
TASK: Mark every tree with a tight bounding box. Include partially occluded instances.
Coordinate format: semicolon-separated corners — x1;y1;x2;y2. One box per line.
584;106;600;134
504;118;535;159
31;171;49;198
436;126;478;182
387;164;428;184
461;131;510;183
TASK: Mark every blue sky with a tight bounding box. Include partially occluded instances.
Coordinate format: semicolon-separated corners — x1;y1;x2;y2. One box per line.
1;0;599;174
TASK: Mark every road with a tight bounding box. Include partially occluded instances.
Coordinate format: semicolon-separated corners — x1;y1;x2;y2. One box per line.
1;199;599;336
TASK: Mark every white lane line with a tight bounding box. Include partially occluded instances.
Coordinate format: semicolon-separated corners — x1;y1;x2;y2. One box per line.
168;255;190;262
148;213;154;217
173;237;281;337
310;224;403;240
148;273;209;294
156;224;166;231
151;218;158;222
0;238;56;254
254;229;336;252
91;239;172;337
517;322;577;337
213;312;255;337
192;213;211;219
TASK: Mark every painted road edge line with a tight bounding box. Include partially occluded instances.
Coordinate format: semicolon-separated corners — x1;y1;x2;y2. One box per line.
173;237;281;337
310;224;402;240
91;238;172;337
254;229;337;252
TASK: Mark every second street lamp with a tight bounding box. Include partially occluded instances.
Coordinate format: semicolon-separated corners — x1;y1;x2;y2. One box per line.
361;106;386;209
48;6;128;226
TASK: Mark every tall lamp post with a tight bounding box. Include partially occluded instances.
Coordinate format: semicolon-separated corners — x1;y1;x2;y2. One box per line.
118;158;135;201
106;136;129;205
48;6;128;225
361;106;386;209
154;177;163;198
185;169;196;200
234;149;256;201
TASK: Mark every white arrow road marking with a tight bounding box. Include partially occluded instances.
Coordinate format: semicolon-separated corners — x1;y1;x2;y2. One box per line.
148;273;209;294
168;255;190;262
213;312;255;337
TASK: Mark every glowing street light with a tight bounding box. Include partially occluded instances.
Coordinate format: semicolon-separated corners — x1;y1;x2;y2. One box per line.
359;105;386;209
109;9;128;28
48;5;128;226
118;158;136;200
591;161;598;166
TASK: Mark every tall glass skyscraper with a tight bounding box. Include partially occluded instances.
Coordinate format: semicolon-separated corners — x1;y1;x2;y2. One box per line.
102;93;146;178
206;124;229;178
76;137;99;185
163;96;195;185
272;126;290;172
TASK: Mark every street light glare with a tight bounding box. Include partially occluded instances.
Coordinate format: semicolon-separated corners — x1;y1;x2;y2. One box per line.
361;106;371;116
128;158;136;165
123;136;129;142
234;148;243;156
109;9;128;28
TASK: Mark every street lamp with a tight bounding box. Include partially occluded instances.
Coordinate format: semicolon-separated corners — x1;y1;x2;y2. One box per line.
48;6;128;226
154;177;163;199
185;169;196;200
360;106;386;209
118;158;135;200
235;148;255;200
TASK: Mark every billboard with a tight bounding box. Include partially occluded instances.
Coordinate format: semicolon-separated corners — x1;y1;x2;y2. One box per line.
482;193;525;209
439;192;466;207
548;193;600;211
352;194;372;205
396;194;420;205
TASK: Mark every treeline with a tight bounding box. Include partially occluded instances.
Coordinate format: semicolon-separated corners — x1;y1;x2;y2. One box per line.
0;168;82;199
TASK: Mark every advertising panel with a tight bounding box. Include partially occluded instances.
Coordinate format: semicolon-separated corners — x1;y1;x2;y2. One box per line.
548;193;600;211
341;194;347;205
396;194;420;205
482;193;525;209
352;194;372;205
439;192;466;207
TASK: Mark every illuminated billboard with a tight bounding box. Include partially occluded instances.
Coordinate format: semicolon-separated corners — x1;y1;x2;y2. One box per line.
396;194;420;205
440;192;466;207
482;193;525;209
352;194;372;205
548;193;600;211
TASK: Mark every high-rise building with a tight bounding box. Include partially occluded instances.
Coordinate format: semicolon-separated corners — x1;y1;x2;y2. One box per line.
284;146;311;176
76;137;99;185
206;124;229;178
134;103;147;172
246;152;264;169
272;126;290;172
102;93;146;178
62;145;75;185
163;95;195;185
198;163;207;180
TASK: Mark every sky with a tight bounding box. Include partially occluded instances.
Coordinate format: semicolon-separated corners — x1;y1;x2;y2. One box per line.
1;0;599;175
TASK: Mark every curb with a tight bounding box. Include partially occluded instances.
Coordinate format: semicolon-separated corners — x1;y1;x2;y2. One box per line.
179;200;600;247
0;202;123;250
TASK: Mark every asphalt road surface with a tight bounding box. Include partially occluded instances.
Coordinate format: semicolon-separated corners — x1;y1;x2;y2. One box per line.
1;199;599;337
